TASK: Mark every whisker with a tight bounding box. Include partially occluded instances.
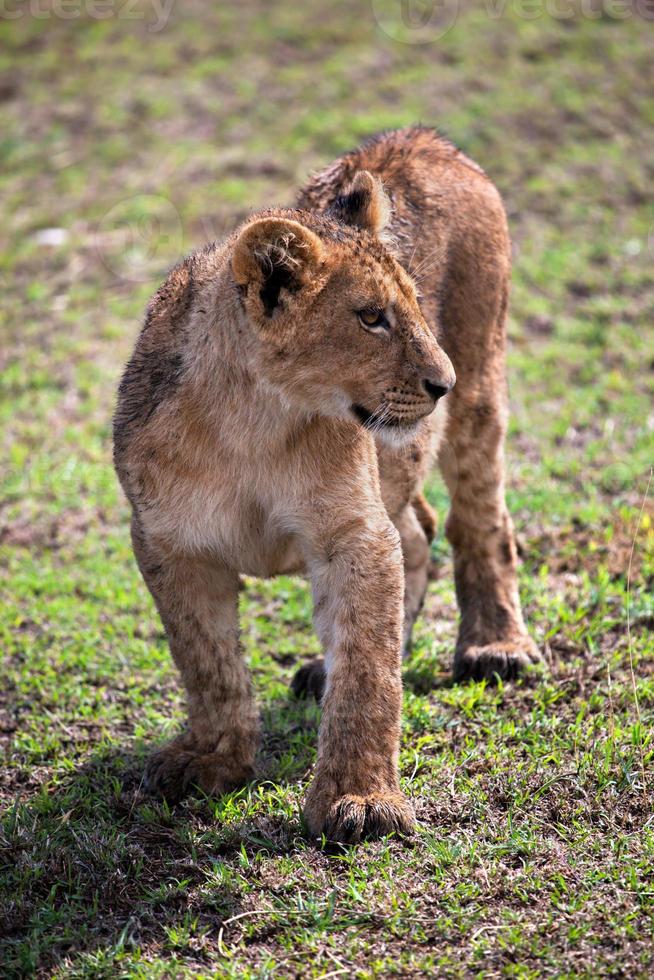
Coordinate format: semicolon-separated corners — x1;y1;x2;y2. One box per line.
407;244;447;283
368;402;393;436
366;404;384;435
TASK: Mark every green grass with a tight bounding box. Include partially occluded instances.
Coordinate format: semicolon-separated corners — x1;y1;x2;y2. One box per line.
1;1;654;976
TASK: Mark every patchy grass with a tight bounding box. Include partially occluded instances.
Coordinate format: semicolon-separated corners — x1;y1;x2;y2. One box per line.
1;2;654;976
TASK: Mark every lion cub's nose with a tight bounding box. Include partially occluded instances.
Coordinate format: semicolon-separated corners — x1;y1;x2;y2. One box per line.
423;377;454;402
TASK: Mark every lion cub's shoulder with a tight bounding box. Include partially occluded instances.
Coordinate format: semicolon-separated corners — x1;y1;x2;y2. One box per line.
113;243;223;464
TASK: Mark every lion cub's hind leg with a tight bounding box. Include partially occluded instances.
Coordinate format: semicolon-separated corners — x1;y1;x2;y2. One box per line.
438;376;541;682
412;491;438;543
396;499;435;655
291;656;326;702
132;520;260;801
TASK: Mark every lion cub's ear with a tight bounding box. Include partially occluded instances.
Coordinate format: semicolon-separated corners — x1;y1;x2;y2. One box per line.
231;217;324;318
327;170;392;239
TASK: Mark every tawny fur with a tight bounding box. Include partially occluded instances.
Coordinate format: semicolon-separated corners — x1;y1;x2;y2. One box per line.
114;126;540;844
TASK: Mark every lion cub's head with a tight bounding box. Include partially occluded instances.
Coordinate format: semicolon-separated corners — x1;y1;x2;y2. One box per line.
230;171;455;443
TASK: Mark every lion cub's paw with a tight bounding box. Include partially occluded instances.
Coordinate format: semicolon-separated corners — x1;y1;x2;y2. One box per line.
306;791;415;845
291;657;326;701
453;637;542;683
145;738;254;803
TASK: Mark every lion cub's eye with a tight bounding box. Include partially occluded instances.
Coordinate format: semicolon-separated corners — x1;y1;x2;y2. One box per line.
357;308;389;333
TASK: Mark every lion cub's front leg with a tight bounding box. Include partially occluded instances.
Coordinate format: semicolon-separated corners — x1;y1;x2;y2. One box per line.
132;520;259;801
302;518;415;844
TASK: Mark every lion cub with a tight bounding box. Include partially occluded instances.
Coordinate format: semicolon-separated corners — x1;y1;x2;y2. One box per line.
114;127;540;843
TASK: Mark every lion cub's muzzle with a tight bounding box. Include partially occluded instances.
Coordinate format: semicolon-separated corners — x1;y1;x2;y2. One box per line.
352;374;455;433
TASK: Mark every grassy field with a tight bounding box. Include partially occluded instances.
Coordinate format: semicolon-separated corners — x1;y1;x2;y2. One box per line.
1;1;654;976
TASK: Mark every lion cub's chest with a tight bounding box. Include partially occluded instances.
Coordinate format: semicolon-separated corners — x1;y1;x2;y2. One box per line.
155;468;304;578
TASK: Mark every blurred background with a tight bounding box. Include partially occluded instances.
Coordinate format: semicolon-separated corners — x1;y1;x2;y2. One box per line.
1;2;653;976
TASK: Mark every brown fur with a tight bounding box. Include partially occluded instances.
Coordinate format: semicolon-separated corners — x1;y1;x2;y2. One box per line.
114;126;540;843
